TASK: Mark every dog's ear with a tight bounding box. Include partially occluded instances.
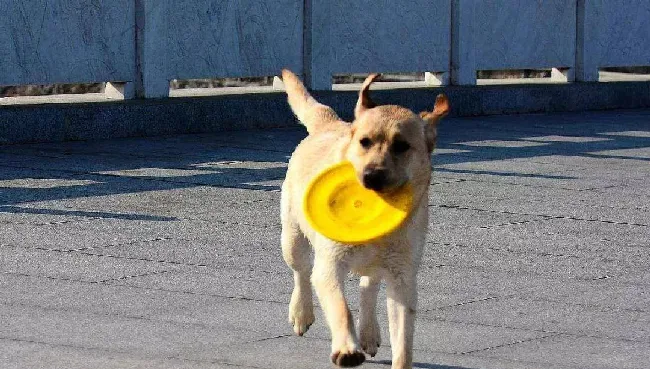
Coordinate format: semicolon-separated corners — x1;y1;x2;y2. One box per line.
354;73;381;119
420;94;450;152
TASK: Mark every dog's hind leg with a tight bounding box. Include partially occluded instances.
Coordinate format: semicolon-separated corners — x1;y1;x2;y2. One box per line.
281;189;315;336
358;274;382;357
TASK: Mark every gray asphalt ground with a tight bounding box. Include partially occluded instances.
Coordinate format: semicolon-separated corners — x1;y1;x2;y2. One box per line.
1;109;649;369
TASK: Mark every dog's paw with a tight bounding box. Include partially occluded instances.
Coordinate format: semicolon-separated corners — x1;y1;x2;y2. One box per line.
330;350;366;367
359;319;381;357
288;293;315;336
289;310;315;336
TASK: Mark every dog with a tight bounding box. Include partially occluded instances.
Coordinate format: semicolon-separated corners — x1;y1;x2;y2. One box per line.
280;69;449;369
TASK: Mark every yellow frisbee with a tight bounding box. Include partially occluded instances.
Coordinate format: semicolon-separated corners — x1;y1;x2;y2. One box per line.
303;161;413;244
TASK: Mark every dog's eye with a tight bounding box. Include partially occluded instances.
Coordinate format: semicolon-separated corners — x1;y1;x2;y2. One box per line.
391;140;410;154
359;137;372;149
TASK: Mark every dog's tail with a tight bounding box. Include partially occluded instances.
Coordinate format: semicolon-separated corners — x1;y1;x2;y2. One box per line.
282;69;342;134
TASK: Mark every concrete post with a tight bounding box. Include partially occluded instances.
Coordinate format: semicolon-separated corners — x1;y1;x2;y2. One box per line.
304;0;331;90
551;68;575;83
575;0;599;82
424;72;449;86
135;0;169;98
105;82;135;99
451;0;477;85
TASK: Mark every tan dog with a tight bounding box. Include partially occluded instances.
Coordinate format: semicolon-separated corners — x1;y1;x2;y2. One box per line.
280;70;449;369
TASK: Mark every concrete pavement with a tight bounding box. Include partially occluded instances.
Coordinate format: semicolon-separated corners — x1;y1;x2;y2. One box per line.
1;109;649;369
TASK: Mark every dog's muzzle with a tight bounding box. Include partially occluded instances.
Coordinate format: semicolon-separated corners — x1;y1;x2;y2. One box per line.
362;168;388;191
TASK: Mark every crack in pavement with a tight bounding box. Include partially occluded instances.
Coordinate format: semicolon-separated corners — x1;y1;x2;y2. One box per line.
457;333;560;355
432;204;649;227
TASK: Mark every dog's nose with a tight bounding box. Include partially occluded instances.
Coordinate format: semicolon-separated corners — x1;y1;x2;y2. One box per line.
362;168;387;191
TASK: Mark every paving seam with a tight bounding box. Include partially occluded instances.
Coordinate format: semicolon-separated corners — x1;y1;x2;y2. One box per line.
432;174;619;192
456;333;561;355
4;241;646;294
161;355;271;369
432;204;649;227
519;296;648;314
417;316;649;344
0;336;266;369
2;271;289;305
418;314;556;335
237;334;293;344
426;241;638;263
477;218;552;229
0;335;144;358
103;236;174;249
97;270;173;283
430;178;467;185
223;332;557;361
0;300;287;337
416;257;647;288
419;279;648;314
0;205;178;223
428;241;575;258
0;215;103;227
182;217;281;228
2;271;107;285
2;243;210;269
298;333;557;360
7;241;637;296
5;243;282;275
7;287;642;357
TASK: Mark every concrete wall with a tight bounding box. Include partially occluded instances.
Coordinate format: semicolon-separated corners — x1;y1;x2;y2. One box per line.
452;0;577;85
0;0;135;86
142;0;303;97
308;0;451;89
2;81;649;144
577;0;650;81
0;0;649;96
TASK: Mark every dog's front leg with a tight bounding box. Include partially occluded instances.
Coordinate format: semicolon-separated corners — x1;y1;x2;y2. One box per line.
312;253;366;367
386;268;417;369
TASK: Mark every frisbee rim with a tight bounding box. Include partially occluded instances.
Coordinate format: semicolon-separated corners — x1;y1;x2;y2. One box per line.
303;161;412;245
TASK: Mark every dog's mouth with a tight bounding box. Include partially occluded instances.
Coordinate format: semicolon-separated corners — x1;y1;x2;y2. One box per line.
363;178;408;194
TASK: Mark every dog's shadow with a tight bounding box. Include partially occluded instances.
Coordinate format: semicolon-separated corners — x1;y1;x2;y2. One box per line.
367;359;476;369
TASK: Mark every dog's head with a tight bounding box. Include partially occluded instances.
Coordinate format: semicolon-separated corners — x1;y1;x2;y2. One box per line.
346;74;450;193
281;69;449;193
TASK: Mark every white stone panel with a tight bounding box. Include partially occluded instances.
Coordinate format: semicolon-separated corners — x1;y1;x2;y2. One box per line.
143;0;303;97
0;0;136;86
577;0;650;81
452;0;577;85
309;0;451;89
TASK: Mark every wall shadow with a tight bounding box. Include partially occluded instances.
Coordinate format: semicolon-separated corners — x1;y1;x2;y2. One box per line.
0;110;648;219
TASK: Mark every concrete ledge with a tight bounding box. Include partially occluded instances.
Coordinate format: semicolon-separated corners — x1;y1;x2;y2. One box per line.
1;81;648;144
